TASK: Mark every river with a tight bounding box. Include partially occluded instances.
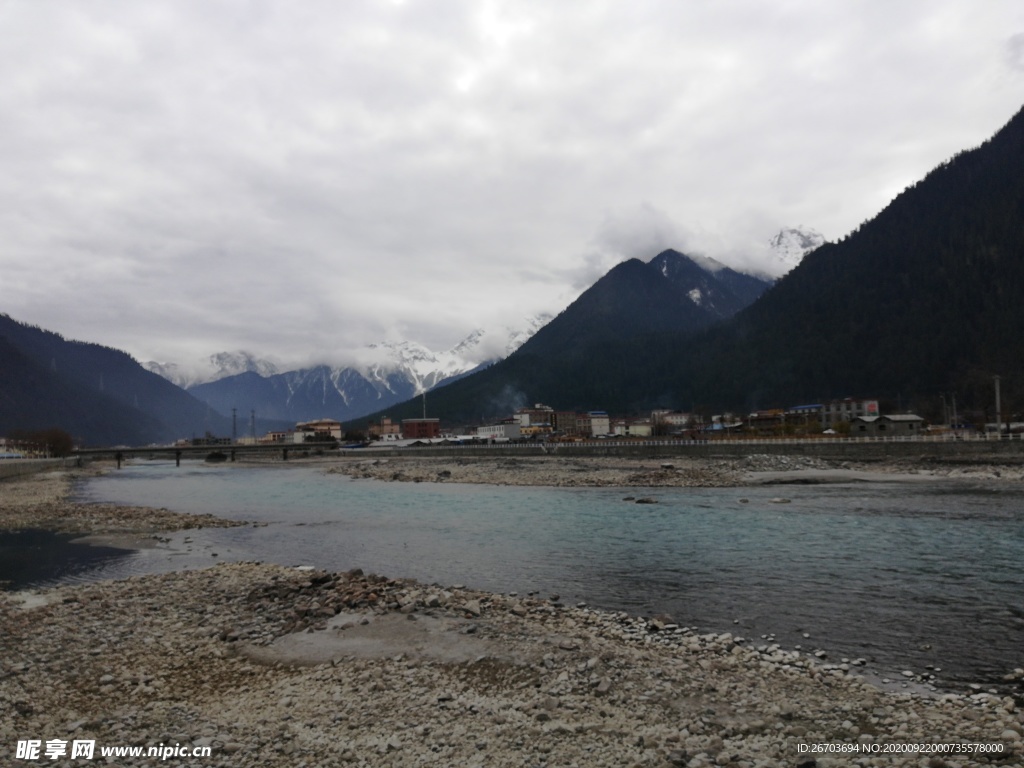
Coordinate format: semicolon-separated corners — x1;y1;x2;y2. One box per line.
8;460;1024;691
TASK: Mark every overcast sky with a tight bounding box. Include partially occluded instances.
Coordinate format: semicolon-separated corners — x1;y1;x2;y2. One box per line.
2;1;1023;372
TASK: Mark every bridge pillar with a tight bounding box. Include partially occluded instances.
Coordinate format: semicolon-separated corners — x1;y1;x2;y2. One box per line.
283;448;289;461
175;450;182;467
230;449;236;462
115;451;123;469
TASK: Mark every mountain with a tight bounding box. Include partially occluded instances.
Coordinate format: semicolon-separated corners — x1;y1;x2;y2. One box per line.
351;250;774;423
184;318;551;424
352;105;1024;426
145;351;280;388
512;249;772;359
763;226;826;276
0;332;163;446
686;104;1024;412
0;314;242;445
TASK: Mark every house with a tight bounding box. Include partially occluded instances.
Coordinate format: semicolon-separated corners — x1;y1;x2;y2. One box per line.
612;418;652;438
296;418;343;441
368;416;401;440
576;411;610;438
514;404;554;429
822;398;879;426
402;418;441;439
651;410;692;434
476;422;522;441
850;414;924;437
747;409;785;435
551;411;581;437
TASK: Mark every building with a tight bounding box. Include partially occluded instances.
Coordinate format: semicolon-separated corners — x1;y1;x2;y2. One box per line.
746;409;785;435
296;418;343;441
514;404;554;429
402;418;441;439
368;416;401;440
551;411;581;437
651;410;692;434
822;398;879;426
476;422;522;441
612;419;652;437
576;411;610;437
850;414;924;437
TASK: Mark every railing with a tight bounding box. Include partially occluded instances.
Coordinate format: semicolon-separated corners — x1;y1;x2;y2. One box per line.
343;432;1024;453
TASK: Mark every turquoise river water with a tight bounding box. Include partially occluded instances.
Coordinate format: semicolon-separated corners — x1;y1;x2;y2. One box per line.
5;460;1024;692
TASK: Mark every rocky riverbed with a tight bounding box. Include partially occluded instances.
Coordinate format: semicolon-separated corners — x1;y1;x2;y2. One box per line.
0;466;245;535
325;452;1024;487
2;562;1022;767
2;465;1023;767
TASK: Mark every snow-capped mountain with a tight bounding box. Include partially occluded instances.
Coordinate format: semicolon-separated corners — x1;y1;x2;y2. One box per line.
144;351;279;389
764;226;826;276
178;318;551;425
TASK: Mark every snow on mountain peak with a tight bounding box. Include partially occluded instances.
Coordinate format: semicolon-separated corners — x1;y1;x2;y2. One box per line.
208;351;280;380
145;350;278;387
359;316;551;395
765;226;825;276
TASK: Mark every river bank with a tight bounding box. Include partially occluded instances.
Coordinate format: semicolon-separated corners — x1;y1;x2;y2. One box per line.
2;467;1023;766
322;451;1024;487
0;465;246;536
3;564;1022;767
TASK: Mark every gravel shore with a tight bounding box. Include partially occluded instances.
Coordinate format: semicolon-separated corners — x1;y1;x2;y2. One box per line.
0;466;246;535
2;465;1023;767
325;452;1024;487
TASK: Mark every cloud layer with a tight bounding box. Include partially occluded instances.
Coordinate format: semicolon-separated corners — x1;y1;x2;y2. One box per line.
1;1;1021;368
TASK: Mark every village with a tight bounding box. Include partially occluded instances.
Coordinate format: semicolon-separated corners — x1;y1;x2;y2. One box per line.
222;397;938;449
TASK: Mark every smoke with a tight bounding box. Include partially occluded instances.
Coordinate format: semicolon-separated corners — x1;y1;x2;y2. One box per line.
485;384;529;418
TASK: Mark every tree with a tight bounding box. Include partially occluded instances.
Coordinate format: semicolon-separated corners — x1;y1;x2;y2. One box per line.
8;427;74;457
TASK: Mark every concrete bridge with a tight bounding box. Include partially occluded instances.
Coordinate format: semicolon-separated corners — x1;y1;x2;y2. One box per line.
67;433;1024;469
73;442;342;468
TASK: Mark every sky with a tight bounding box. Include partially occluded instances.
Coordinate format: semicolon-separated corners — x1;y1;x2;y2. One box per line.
2;1;1023;374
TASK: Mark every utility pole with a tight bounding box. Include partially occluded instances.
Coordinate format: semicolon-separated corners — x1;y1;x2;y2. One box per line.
994;375;1002;437
250;409;256;441
232;407;237;443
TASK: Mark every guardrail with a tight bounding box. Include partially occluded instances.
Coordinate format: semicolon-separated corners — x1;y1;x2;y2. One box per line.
348;433;1024;451
337;432;1024;460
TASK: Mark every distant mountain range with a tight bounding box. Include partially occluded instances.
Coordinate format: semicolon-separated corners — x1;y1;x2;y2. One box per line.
2;216;824;443
149;318;550;425
353;105;1024;427
0;314;251;445
151;245;791;426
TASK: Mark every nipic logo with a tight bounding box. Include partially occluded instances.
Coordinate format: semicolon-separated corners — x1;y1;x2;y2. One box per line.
15;739;210;761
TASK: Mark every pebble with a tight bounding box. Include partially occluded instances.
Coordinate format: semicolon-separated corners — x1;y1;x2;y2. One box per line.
4;560;1021;767
4;464;1023;768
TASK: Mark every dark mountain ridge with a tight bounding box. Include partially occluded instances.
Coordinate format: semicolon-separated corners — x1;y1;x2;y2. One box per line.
0;314;252;445
515;250;772;360
354;104;1024;426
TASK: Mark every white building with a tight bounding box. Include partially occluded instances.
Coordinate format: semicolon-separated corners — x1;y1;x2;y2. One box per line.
475;423;522;441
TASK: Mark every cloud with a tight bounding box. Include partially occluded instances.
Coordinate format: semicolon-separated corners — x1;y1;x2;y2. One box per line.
0;0;1021;370
1008;33;1024;72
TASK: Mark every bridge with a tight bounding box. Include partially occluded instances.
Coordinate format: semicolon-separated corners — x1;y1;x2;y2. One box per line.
72;432;1024;469
74;442;342;468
